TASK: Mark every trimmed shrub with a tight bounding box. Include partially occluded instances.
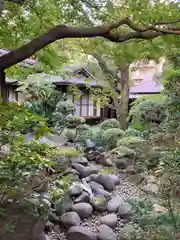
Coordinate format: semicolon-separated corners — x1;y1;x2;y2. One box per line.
100;119;120;131
102;128;125;149
117;136;145;148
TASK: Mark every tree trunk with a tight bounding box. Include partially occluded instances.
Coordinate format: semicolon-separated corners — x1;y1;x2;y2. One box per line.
0;70;8;103
118;65;129;130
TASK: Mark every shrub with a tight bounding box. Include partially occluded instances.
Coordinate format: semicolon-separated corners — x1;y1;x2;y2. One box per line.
129;97;166;130
110;145;136;158
64;129;76;142
117;136;145;148
102;128;125;149
100;119;120;131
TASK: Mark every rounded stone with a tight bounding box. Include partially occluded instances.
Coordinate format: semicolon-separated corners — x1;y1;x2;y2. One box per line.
107;195;122;213
97;225;117;240
69;183;83;197
72;203;93;219
100;214;118;228
60;211;81;228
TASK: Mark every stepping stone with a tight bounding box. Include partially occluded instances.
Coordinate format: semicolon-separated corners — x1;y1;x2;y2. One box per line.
100;214;118;228
60;212;81;228
67;226;97;240
97;225;117;240
107;195;122;213
72;203;93;219
70;156;88;166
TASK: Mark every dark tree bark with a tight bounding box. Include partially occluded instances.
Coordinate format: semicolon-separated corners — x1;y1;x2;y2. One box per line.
0;70;7;103
118;65;129;130
0;18;180;70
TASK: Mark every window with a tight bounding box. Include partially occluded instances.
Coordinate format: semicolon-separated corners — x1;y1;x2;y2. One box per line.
73;94;98;117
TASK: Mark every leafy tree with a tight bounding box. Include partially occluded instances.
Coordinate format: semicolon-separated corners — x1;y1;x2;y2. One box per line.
0;0;180;102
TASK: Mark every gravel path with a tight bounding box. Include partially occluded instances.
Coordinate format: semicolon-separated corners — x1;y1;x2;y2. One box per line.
48;170;146;240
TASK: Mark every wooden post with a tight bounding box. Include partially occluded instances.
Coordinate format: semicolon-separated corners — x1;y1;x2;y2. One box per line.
0;70;7;103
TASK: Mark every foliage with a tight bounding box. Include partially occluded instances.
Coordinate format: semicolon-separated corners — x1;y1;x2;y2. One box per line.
129;96;166;130
24;80;66;125
0;101;54;203
100;118;120;131
117;136;145;148
52;101;75;133
102;128;125;149
110;145;136;158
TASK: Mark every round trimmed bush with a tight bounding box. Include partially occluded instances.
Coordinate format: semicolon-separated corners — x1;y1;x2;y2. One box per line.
100;119;120;131
117;136;144;148
103;128;125;149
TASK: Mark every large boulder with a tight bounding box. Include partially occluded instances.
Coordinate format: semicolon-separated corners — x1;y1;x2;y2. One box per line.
67;226;97;240
91;174;116;191
100;214;118;228
72;163;99;178
72;203;93;219
107;195;122;213
97;225;117;240
60;212;81;228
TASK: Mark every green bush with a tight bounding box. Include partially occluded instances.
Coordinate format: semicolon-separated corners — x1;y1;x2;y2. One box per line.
117;136;145;148
64;129;76;142
100;119;120;131
102;128;125;149
129;96;166;130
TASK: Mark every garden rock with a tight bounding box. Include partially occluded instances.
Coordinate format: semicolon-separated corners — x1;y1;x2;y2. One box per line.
119;225;136;240
89;181;104;190
70;156;88;166
72;163;99;178
109;174;120;185
60;212;81;228
97;225;117;240
118;201;133;218
90;196;107;212
114;157;131;169
107;195;122;213
100;214;118;228
69;183;83;197
74;191;90;203
93;188;111;201
54;198;73;216
91;174;116;191
72;203;93;219
86;151;100;161
67;226;97;240
40;233;50;240
95;153;113;166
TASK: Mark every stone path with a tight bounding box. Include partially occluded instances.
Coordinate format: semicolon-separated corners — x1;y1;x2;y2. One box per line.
48;164;146;240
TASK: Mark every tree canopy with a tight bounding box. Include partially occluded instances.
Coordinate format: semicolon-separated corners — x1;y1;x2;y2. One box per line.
0;0;180;72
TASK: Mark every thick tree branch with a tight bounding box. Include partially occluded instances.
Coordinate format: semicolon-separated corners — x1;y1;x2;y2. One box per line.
0;17;180;70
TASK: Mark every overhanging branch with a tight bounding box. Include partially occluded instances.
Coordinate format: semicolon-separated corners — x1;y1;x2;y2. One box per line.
0;17;180;70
